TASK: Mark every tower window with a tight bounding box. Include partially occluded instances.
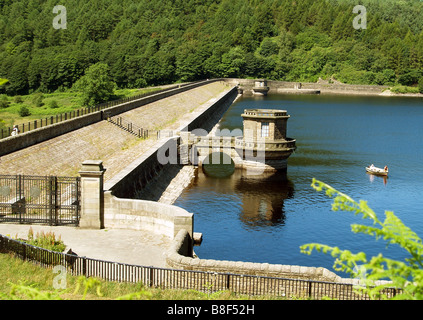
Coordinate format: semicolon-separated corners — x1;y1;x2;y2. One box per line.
261;122;269;137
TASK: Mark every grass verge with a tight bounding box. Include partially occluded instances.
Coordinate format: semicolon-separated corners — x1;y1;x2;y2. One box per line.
0;253;283;300
0;87;162;129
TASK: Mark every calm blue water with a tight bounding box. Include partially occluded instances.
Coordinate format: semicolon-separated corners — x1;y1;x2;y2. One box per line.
174;93;423;277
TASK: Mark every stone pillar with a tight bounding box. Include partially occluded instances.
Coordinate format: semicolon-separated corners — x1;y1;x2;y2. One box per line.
79;160;106;229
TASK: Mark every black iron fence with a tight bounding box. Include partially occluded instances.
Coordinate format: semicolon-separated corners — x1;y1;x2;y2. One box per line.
0;175;80;226
107;115;152;139
0;233;401;300
0;80;213;140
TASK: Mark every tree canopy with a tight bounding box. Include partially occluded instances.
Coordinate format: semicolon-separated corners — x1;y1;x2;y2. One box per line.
0;0;423;95
72;62;116;105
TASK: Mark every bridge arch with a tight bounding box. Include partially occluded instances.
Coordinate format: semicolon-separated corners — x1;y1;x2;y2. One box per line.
201;151;235;178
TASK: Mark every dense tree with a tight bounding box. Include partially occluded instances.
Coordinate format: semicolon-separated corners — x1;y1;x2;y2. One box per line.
0;0;423;95
72;62;117;106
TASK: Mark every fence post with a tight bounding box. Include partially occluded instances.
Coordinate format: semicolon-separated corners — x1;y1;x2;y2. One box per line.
149;268;154;287
48;176;58;226
17;175;23;223
78;160;106;229
22;243;26;261
83;257;87;277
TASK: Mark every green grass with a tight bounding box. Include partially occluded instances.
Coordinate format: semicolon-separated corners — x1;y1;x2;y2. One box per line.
0;253;282;300
389;85;421;94
0;87;162;128
0;253;150;300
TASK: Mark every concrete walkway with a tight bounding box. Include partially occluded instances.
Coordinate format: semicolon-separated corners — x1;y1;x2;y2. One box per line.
0;224;170;268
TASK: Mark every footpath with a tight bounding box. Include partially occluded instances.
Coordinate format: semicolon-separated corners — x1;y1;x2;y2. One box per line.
0;223;170;268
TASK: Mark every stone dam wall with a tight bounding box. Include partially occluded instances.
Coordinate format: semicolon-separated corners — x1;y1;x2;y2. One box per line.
0;79;222;157
99;85;238;249
103;85;238;198
224;78;390;95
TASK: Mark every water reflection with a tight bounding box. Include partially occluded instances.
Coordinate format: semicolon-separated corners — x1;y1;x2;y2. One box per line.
235;170;295;228
367;172;388;185
193;167;295;229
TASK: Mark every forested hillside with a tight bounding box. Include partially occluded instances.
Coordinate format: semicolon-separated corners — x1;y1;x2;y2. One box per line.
1;0;423;95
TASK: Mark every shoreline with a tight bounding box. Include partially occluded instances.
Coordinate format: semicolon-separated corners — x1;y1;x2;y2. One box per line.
274;87;423;98
317;88;423;98
228;78;423;99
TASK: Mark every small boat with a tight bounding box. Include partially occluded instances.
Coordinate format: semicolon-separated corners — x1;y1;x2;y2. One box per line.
366;165;389;176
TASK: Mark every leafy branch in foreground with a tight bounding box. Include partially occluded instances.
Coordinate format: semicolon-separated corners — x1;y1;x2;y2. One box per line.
300;178;423;300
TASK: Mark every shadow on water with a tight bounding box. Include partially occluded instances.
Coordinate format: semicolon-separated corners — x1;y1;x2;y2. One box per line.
192;166;295;229
234;170;295;228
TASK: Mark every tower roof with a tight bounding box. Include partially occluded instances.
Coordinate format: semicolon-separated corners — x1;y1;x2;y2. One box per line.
242;109;290;119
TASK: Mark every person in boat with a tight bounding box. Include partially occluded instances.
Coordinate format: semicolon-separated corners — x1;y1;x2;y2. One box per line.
384;166;388;172
369;164;375;169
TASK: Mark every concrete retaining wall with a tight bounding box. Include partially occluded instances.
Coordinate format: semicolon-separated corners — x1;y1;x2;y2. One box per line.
104;137;178;199
224;78;389;95
184;85;238;132
104;84;238;199
103;192;194;242
167;230;393;285
0;111;101;157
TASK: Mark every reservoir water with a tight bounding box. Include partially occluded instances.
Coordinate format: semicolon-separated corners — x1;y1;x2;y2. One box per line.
174;93;423;277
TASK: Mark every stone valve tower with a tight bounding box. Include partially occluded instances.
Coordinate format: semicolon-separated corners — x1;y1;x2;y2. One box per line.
235;109;297;171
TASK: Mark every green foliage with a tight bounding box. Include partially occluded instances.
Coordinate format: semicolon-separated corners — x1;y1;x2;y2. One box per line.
301;179;423;300
25;227;66;252
419;78;423;94
0;78;8;87
47;99;59;109
13;95;23;103
73;63;117;106
0;0;423;93
31;92;44;107
0;282;63;300
398;70;423;86
0;94;9;108
0;253;271;300
390;85;420;94
18;105;30;117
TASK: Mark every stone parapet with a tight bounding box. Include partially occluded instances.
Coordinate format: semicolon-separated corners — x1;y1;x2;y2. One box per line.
223;78;389;96
167;230;394;287
104;192;193;242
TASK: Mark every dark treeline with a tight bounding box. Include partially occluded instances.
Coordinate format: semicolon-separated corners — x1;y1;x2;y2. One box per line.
1;0;423;95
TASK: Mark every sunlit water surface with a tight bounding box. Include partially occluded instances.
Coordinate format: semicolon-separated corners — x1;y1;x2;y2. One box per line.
174;93;423;277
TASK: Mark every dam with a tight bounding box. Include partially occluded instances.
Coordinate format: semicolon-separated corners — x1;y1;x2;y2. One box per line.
1;78;405;285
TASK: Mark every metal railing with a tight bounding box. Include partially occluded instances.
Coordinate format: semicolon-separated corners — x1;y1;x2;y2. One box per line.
0;80;216;140
107;116;152;139
0;85;183;140
0;234;401;300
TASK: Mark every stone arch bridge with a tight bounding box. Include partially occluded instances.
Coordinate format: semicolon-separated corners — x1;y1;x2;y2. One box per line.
177;109;297;174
